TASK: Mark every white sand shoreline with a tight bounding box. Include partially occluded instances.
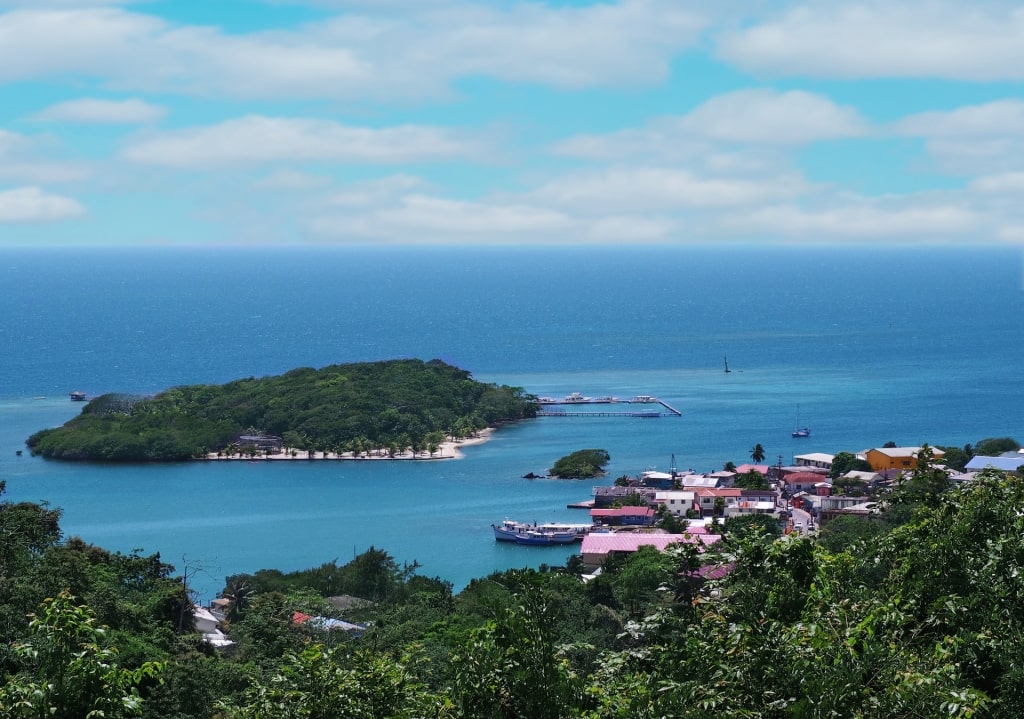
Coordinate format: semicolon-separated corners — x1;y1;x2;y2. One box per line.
202;428;494;462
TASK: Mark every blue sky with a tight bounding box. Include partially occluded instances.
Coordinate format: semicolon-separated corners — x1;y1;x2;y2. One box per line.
2;0;1024;246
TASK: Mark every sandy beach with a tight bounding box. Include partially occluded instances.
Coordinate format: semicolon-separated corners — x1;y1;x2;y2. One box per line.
203;428;494;462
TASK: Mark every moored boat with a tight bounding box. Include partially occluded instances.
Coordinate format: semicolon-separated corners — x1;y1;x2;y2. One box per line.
493;519;540;542
492;519;588;544
514;529;578;546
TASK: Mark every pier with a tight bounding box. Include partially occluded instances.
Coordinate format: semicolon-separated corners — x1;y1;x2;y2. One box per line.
536;394;681;417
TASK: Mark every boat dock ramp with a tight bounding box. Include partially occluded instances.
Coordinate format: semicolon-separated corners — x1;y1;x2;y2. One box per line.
537;393;681;418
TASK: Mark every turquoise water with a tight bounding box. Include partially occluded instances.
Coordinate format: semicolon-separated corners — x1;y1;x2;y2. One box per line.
1;245;1022;599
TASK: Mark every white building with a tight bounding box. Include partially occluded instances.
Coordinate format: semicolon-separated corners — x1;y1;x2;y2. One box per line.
795;453;835;470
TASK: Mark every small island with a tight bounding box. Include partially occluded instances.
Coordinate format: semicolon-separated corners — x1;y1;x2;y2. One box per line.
549;448;611;478
27;359;537;462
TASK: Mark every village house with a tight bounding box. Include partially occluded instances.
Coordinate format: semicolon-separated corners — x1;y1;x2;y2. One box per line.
579;530;721;570
590;506;656;526
691;487;778;518
193;605;234;649
795;452;835;470
654;490;697;517
863;446;944;472
680;474;730;490
781;471;829;495
964;455;1024;473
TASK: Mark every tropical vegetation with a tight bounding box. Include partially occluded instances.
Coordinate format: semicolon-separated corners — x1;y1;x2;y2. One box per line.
8;455;1024;716
26;359;537;462
549;449;611;479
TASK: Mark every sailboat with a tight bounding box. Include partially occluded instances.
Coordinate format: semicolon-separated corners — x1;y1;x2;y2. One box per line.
791;405;810;438
724;356;731;374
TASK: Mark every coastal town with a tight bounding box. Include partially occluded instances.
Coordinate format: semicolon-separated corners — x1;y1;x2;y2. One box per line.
499;441;1024;574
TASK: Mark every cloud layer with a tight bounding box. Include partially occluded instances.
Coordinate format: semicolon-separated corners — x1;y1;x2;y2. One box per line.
1;1;1022;245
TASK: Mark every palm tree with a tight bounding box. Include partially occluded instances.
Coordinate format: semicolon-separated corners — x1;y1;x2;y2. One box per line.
750;443;766;463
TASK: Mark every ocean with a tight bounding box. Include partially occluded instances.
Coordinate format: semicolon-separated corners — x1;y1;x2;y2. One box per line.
1;244;1022;600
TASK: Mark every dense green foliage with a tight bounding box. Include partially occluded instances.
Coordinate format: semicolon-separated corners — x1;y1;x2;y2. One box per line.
26;359;537;461
11;460;1024;717
549;449;610;478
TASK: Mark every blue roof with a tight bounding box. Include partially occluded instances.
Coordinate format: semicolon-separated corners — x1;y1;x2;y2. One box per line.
965;456;1024;472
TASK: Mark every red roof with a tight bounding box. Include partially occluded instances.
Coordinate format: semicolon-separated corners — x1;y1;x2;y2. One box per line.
590;507;655;517
784;472;824;484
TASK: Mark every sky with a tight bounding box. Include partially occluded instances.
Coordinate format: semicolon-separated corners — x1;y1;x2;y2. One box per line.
2;0;1024;246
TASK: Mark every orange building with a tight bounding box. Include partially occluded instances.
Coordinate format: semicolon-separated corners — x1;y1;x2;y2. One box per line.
863;446;944;472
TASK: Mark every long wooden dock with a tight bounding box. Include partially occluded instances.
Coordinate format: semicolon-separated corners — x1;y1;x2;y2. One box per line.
536;395;681;417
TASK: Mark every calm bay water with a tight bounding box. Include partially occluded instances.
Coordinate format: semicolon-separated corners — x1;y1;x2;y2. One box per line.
1;245;1022;600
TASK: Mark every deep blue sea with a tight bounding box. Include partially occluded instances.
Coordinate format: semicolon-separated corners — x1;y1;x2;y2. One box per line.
1;245;1022;600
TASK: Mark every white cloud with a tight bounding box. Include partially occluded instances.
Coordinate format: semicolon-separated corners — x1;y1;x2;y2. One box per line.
718;2;1024;81
122;116;485;168
969;172;1024;194
0;186;85;222
308;193;576;243
0;0;141;6
725;200;981;240
34;97;166;124
674;89;868;145
0;2;706;102
893;100;1024;174
323;175;427;207
0;128;92;184
555;88;868;161
894;99;1024;138
586;214;676;243
256;169;333;191
532;167;809;213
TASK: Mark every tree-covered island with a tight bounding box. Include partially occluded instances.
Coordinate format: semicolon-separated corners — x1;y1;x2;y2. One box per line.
26;359;538;462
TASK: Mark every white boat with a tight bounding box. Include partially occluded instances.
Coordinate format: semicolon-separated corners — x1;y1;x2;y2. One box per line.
791;405;810;437
563;392;591;403
492;519;587;544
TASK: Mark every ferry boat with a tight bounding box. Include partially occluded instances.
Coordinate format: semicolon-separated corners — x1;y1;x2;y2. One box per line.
69;390;87;401
492;519;589;545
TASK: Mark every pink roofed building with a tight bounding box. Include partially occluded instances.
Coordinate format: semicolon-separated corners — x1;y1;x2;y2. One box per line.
734;464;769;475
580;531;721;569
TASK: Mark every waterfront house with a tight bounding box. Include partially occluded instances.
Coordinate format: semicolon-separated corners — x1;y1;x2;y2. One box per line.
734;463;770;476
654;490;698;517
795;453;835;470
580;532;721;570
864;446;944;472
590;506;656;526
